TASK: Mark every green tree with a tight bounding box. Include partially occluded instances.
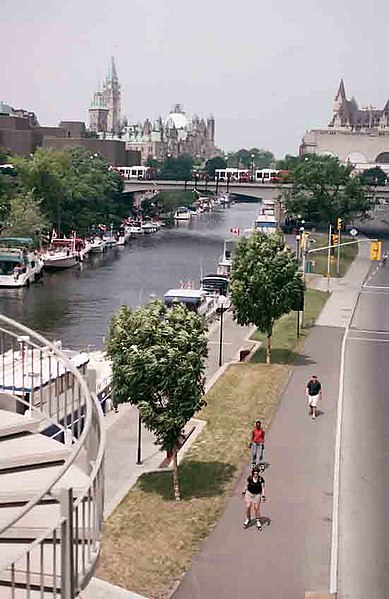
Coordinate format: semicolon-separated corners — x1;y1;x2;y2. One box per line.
228;148;275;169
275;154;301;171
359;166;387;187
205;156;227;178
145;155;160;168
1;191;48;240
230;232;304;364
283;154;373;225
107;298;208;501
159;154;193;180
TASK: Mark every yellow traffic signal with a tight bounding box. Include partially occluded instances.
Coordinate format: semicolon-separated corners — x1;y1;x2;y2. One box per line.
370;241;382;261
331;234;339;245
336;217;343;231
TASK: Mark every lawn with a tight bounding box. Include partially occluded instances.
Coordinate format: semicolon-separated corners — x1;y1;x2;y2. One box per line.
306;231;358;278
97;290;328;599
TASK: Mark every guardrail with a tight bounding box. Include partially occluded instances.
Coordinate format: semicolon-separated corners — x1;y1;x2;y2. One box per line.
0;314;105;598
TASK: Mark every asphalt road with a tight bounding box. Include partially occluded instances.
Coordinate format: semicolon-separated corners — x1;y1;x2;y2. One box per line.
174;325;343;599
338;244;389;599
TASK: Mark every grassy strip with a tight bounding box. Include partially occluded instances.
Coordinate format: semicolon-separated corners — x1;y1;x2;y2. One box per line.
98;290;328;599
250;289;329;363
307;232;358;278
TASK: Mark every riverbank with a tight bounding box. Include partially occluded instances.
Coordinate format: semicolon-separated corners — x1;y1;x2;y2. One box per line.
97;288;328;599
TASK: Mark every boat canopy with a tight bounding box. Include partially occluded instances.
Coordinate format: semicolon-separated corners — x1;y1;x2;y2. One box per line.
201;274;229;295
0;237;33;247
164;288;205;309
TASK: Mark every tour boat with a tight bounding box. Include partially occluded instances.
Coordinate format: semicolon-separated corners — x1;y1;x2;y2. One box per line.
164;288;217;321
0;238;44;288
174;207;192;221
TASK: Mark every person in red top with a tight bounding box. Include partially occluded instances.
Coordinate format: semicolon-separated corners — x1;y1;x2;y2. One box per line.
250;420;265;466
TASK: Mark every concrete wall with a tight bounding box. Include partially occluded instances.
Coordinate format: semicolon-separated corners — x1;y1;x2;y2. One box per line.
59;121;86;139
43;137;127;165
0;128;34;155
302;129;389;163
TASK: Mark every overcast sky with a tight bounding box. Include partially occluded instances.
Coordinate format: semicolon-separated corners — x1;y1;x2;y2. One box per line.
1;0;388;157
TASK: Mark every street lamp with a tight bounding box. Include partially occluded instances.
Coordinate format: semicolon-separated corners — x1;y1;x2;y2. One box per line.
251;153;255;182
218;295;228;367
136;408;142;464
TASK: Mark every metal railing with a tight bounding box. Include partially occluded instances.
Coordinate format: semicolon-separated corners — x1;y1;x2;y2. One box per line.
0;314;105;598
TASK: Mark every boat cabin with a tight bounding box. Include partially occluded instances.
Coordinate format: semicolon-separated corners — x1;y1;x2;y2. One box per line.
164;288;216;317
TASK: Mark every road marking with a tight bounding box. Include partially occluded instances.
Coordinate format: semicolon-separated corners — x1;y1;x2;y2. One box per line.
208;341;233;345
363;284;389;290
349;328;389;334
348;336;389;343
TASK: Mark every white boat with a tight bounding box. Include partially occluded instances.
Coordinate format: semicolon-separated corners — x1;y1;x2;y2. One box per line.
127;222;144;236
102;232;117;248
254;213;278;235
141;222;158;234
42;238;87;269
217;240;234;278
116;227;131;246
89;236;107;253
174;207;192;221
164;288;217;321
0;238;44;288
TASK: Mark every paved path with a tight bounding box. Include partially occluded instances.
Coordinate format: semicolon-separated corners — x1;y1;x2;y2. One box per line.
173;242;371;598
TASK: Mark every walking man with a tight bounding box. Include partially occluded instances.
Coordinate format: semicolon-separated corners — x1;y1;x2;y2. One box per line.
250;420;265;466
306;374;322;420
242;465;266;530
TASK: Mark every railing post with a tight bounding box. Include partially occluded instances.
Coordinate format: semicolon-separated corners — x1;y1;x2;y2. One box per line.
61;487;75;599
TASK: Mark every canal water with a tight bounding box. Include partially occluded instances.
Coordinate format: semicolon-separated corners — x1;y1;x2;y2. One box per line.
0;202;259;349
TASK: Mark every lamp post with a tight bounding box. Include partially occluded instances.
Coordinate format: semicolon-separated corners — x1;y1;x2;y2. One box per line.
251;153;255;182
216;172;219;195
136;409;142;464
226;172;231;194
218;295;228;367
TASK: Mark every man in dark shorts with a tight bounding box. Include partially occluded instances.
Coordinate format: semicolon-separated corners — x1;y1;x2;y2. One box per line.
306;374;322;420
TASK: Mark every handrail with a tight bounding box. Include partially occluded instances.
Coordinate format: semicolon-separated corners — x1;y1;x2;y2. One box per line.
0;313;105;593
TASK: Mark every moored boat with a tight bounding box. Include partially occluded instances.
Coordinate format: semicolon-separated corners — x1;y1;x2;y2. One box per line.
0;238;44;288
174;207;192;221
42;238;82;270
164;288;217;321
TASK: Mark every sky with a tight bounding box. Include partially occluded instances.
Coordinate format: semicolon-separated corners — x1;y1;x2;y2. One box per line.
1;0;388;157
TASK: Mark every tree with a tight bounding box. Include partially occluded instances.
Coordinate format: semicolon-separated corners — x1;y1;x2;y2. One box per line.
230;232;304;364
359;166;387;187
227;148;275;169
159;155;193;180
205;156;226;178
275;154;301;171
1;191;48;240
107;298;208;501
283;154;374;225
145;155;160;168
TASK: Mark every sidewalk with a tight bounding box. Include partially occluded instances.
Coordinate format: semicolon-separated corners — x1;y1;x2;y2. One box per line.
83;312;253;599
173;243;371;598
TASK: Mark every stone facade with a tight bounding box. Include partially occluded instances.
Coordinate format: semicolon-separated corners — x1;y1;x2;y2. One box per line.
88;60;216;164
301;81;389;167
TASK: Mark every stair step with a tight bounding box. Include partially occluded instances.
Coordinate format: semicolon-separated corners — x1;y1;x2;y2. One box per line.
0;504;98;542
0;464;90;504
0;434;70;471
0;409;46;439
0;540;99;589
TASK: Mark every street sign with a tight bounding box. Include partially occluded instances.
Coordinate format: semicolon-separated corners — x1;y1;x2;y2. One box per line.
350;228;358;237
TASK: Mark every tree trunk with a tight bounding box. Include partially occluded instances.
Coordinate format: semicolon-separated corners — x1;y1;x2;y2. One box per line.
172;445;181;502
266;333;272;364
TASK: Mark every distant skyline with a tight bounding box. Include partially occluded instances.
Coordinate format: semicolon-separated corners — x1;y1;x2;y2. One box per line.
1;0;388;157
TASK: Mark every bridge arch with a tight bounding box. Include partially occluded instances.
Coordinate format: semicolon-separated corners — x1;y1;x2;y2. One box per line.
375;152;389;164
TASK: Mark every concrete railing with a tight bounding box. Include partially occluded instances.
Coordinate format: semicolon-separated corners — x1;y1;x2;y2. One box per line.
0;314;105;598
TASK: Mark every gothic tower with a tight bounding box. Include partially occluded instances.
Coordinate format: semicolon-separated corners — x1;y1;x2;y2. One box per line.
102;57;122;135
89;86;109;133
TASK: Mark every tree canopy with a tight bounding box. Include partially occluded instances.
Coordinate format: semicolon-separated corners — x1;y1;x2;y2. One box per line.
205;156;227;178
227;148;275;169
359;166;387;187
1;191;48;240
283;154;374;225
159;154;193;180
230;232;304;363
107;298;208;501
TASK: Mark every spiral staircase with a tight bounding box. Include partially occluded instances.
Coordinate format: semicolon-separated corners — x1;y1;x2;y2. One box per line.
0;315;105;598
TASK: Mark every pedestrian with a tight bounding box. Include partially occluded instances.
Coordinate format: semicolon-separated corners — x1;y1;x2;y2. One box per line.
306;374;322;420
250;419;265;466
242;465;266;530
382;252;388;267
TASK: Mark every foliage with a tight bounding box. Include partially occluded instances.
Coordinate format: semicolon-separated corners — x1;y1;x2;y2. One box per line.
159;154;193;180
0;147;13;165
145;155;160;168
230;232;304;363
359;166;387;187
205;156;227;178
107;298;208;501
227;148;275;169
1;191;48;239
14;148;125;235
275;154;301;171
283;154;374;225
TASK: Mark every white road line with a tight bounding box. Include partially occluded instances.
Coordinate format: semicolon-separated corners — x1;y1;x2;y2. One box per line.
348;337;389;343
349;328;389;335
362;285;389;290
330;281;362;594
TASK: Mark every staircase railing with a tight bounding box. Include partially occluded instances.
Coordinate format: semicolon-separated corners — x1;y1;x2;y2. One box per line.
0;314;105;598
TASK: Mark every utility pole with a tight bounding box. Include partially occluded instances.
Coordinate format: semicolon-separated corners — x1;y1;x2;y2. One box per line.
336;217;342;276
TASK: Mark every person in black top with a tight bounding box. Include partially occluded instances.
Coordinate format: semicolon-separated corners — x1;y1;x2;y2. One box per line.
306;374;322;420
242;465;266;529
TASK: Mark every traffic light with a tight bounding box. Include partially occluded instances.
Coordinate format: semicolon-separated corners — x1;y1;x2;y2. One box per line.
332;233;339;245
370;240;382;261
336;217;343;231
